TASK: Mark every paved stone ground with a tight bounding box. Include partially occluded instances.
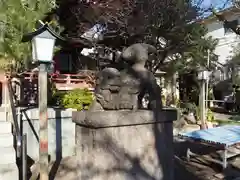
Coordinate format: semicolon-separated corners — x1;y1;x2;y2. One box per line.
211;107;239;122
214;112;232;121
173;107;240;180
26;153;240;180
25;138;240;180
25;108;240;180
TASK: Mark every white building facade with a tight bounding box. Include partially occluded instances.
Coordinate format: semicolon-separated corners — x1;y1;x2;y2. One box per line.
203;7;240;79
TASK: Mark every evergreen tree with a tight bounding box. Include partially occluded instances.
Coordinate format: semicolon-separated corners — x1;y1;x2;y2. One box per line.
0;0;55;72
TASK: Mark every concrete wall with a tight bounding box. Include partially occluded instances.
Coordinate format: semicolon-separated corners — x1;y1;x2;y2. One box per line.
73;109;177;180
20;108;75;162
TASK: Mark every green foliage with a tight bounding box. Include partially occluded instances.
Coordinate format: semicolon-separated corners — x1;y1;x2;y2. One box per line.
49;83;64;105
180;102;214;122
167;24;218;74
206;108;215;122
0;0;56;72
180;102;197;114
54;89;94;111
208;88;214;100
50;0;218;74
227;43;240;86
161;94;166;106
195;107;215;122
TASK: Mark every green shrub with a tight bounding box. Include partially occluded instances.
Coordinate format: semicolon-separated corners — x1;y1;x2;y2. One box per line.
196;107;214;122
180;102;197;114
206;108;215;122
179;102;214;122
161;95;166;106
51;88;94;111
60;89;94;111
48;83;64;106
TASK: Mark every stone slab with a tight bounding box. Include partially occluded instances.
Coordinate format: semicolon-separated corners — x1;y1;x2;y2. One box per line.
0;163;19;180
0;121;12;134
213;173;225;179
0;133;13;147
21;107;72;120
0;147;16;165
73;108;178;128
0;111;6;121
75;122;174;180
73;108;176;180
20;108;75;162
174;124;201;136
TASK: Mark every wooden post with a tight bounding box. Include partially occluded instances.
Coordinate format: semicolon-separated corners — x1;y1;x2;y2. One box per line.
200;79;207;129
38;63;48;180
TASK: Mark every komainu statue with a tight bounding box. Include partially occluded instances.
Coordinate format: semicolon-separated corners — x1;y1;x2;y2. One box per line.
89;43;162;111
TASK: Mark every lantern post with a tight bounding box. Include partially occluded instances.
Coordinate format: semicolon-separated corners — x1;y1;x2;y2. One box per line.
22;20;59;180
197;67;209;129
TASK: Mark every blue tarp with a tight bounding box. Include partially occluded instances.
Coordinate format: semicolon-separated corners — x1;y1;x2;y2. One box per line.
179;125;240;147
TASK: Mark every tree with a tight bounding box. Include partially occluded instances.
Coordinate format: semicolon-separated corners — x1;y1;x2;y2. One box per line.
0;0;55;72
162;24;218;74
48;0;218;73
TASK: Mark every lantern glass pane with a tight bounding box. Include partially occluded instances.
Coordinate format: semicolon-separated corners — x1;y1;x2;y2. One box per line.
197;70;209;80
33;37;55;62
31;40;37;61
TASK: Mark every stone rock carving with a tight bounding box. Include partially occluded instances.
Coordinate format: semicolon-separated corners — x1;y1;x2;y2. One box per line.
90;43;162;111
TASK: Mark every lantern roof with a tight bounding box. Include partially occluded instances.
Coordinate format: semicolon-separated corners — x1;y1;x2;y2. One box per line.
22;20;94;48
154;70;166;76
22;20;65;43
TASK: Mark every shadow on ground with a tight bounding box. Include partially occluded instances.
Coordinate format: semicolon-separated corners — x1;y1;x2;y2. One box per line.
174;139;240;180
19;138;240;180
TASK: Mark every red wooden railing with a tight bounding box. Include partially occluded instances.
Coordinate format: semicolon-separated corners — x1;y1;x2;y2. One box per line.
5;71;96;106
21;71;96;91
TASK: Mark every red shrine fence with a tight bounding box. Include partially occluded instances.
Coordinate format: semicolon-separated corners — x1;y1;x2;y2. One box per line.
0;71;96;106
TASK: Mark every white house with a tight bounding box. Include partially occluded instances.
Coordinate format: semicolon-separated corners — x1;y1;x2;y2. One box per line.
203;7;240;79
204;7;240;64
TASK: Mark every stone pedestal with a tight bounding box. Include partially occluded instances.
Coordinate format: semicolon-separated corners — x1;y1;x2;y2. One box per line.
73;108;177;180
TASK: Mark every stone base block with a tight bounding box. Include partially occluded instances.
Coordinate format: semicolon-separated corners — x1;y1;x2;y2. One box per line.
72;109;177;180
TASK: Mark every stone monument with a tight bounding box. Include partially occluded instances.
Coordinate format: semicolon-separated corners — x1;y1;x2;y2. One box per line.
72;43;177;180
90;43;162;111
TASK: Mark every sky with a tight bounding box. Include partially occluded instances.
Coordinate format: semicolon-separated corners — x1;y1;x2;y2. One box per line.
192;0;232;17
200;0;232;10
